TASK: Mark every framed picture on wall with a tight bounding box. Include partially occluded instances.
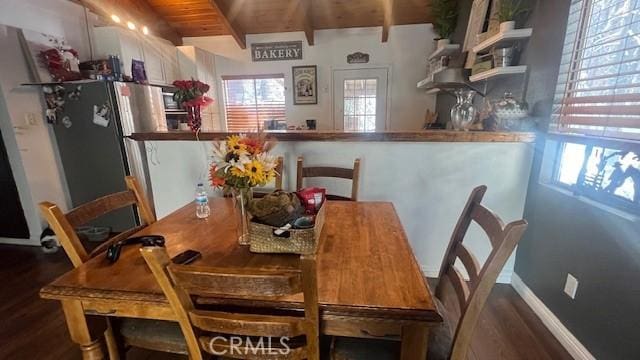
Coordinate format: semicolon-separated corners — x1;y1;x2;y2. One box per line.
292;65;317;105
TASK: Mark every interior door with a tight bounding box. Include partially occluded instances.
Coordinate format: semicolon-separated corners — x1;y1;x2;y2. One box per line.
0;129;29;239
333;68;388;131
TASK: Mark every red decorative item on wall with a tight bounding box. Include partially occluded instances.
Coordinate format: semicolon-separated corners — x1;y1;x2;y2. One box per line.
172;79;214;132
39;47;82;82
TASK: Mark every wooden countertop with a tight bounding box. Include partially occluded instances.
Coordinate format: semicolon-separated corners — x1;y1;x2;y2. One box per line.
129;130;537;143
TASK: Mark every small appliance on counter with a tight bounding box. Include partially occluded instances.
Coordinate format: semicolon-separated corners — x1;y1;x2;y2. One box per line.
264;119;287;130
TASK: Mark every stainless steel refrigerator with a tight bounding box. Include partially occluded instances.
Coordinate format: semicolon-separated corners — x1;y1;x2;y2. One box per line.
51;81;166;231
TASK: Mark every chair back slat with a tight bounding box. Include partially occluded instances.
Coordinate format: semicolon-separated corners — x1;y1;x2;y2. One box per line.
470;204;505;247
296;157;361;201
302;166;354;179
189;310;306;337
455;243;481;286
168;265;303;298
435;185;528;360
65;191;137;228
39;176;156;268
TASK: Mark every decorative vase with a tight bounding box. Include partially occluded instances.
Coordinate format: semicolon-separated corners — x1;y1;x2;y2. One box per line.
184;105;202;132
436;38;451;49
231;187;253;245
500;21;516;32
492;47;515;67
450;90;477;131
491;91;529;130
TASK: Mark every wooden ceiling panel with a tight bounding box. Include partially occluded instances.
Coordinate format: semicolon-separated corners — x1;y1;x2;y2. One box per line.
394;0;433;24
313;0;386;30
135;0;434;44
145;0;230;37
216;0;305;34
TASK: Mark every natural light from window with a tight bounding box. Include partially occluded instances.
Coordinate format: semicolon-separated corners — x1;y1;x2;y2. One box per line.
343;79;377;132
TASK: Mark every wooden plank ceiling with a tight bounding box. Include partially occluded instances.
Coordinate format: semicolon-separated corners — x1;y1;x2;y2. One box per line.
89;0;434;48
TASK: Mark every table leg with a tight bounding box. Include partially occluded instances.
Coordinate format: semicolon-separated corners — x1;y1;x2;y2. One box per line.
400;323;430;360
61;300;106;360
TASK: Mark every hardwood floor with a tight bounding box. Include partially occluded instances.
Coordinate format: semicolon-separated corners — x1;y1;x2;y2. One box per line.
0;244;571;359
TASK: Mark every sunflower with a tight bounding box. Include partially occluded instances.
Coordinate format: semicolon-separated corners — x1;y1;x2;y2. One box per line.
245;159;267;186
227;135;247;155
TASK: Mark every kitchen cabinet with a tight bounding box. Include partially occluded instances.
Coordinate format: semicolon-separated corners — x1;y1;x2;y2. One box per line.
177;46;221;130
93;27;178;86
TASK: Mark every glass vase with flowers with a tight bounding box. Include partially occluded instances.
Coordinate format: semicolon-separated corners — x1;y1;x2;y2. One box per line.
172;79;214;132
209;134;279;245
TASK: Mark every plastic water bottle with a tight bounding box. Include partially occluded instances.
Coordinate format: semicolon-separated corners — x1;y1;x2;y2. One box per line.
195;183;210;219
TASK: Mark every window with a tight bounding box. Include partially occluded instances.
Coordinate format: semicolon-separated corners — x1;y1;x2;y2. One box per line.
343;79;377;132
551;0;640;140
554;142;640;212
222;74;285;132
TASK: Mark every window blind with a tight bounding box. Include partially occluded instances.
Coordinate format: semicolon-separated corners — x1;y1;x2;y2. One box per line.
552;0;640;140
222;74;285;132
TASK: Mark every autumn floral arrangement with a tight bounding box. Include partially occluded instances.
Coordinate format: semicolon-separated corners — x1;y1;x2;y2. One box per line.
209;133;279;244
172;79;214;132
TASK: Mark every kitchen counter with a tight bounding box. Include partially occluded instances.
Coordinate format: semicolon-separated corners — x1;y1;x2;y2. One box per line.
129;130;536;143
140;136;534;283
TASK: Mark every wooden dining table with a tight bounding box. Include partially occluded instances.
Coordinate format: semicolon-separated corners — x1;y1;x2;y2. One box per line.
40;198;442;359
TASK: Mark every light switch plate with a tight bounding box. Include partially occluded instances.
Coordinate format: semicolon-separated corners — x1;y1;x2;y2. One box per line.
564;273;579;299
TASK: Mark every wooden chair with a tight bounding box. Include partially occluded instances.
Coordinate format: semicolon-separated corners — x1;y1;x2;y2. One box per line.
39;176;169;359
253;155;284;198
39;176;156;268
140;246;320;360
331;185;528;360
296;156;360;201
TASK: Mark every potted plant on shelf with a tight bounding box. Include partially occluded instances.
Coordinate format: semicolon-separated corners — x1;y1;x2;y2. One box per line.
496;0;530;32
433;0;458;48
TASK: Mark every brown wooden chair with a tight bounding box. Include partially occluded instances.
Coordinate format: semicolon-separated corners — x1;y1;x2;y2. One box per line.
39;176;156;268
140;246;320;360
331;185;528;360
296;156;360;201
253;155;284;198
39;176;171;359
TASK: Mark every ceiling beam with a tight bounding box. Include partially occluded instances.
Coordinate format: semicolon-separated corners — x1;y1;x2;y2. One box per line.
301;0;314;46
209;0;247;49
71;0;183;45
382;0;394;42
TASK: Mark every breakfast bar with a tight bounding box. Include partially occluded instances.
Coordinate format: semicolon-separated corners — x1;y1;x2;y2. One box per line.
131;130;536;283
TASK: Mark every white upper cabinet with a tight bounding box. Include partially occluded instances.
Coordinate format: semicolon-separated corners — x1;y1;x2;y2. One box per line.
177;46;221;130
93;26;178;86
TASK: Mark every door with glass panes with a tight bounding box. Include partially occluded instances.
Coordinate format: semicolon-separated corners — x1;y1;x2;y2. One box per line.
333;68;388;131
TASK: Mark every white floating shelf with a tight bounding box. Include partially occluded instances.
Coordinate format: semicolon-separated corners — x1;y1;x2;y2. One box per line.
428;44;461;60
473;28;533;54
417;78;434;89
469;65;528;82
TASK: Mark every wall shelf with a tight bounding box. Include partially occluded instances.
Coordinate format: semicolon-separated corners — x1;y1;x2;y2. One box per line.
472;28;533;54
429;44;461;60
469;65;528;82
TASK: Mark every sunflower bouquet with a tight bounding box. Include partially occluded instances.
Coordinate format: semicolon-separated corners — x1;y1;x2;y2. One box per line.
209;134;279;191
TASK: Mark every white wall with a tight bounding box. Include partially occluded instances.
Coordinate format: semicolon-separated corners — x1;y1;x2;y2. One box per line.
184;24;437;131
0;0;97;244
146;140;534;282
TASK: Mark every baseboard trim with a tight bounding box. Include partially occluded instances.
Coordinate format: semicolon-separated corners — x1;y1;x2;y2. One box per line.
511;273;596;360
0;237;39;246
421;267;513;284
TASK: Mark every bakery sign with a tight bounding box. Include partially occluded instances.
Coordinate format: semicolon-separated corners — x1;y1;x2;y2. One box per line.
251;41;303;62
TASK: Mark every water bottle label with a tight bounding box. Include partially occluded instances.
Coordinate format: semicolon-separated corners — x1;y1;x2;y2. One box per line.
195;195;207;204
